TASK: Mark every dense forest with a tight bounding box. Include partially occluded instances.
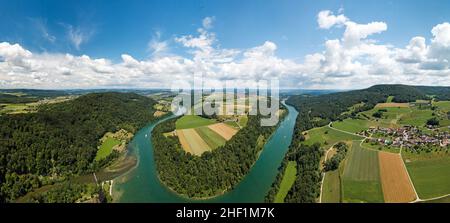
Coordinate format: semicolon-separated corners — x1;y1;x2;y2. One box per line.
152;110;283;198
266;84;450;203
0;92;156;202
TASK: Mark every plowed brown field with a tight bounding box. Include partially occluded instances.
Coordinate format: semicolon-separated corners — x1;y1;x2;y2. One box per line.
379;151;417;203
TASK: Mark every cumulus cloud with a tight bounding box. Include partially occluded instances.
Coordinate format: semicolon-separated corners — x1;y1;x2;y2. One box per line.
317;10;348;29
1;12;450;89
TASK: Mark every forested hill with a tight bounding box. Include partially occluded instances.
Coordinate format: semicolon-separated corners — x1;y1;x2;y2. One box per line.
286;84;450;127
0;92;156;202
266;84;450;203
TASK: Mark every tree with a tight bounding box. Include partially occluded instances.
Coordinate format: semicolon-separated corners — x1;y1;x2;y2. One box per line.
426;117;440;126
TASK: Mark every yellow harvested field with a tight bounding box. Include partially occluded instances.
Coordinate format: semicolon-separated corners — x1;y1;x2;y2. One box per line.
177;129;211;156
378;152;417;203
375;103;410;108
208;123;238;140
176;130;193;154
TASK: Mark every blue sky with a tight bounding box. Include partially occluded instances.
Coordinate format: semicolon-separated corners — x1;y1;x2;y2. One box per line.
0;0;450;89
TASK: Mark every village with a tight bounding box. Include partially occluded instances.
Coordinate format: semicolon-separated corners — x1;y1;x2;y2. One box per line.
362;125;450;149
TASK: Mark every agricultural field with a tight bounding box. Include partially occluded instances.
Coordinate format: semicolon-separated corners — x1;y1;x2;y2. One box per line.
238;115;248;127
175;115;217;129
321;169;341;203
0;103;32;114
433;100;450;111
195;126;227;149
173;115;240;155
303;126;364;146
274;161;297;203
176;129;211;155
358;106;412;128
386;96;394;103
404;155;450;199
224;120;240;128
208;123;238;140
375;103;409;108
342;141;384;203
361;141;401;154
96;138;121;161
332;119;376;133
399;108;434;127
378;152;417;203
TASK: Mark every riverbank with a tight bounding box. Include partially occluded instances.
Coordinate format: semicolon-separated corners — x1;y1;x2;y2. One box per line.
113;101;298;203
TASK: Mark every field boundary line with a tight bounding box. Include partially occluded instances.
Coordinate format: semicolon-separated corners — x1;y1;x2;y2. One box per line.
414;193;450;203
398;148;421;203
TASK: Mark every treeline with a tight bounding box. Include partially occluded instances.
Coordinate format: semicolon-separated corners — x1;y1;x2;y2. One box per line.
0;89;67;103
0;92;156;202
27;182;108;203
266;84;450;203
152;111;281;198
323;142;348;171
265;143;323;203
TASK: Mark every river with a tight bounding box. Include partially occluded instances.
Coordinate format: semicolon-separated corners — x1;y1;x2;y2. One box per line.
113;102;298;202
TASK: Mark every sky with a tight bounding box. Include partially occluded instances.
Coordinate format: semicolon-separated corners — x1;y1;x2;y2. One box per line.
0;0;450;89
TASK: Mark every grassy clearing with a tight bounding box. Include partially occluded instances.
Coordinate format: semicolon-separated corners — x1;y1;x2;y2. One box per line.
386;96;394;103
361;141;401;154
359;106;412;128
96;138;121;161
304;126;364;146
238;115;248;127
404;156;450;199
0;103;33;114
433;101;450;111
176;115;216;129
332;119;375;133
399;108;434;127
322;169;341;203
224;120;240;129
195;126;226;149
274;161;297;203
342;141;384;203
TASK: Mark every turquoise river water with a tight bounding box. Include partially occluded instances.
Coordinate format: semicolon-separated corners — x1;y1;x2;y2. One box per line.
113;102;298;202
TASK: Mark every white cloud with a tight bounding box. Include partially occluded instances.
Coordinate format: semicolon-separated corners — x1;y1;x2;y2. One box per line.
63;24;94;50
202;16;215;29
148;31;168;56
31;18;56;43
317;10;348;29
1;13;450;89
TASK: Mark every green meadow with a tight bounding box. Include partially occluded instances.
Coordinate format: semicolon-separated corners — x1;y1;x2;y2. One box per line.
405;156;450;199
274;161;297;203
195;126;226;149
304;126;364;146
342;142;384;203
176;115;217;129
96;138;121;161
321;169;341;203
